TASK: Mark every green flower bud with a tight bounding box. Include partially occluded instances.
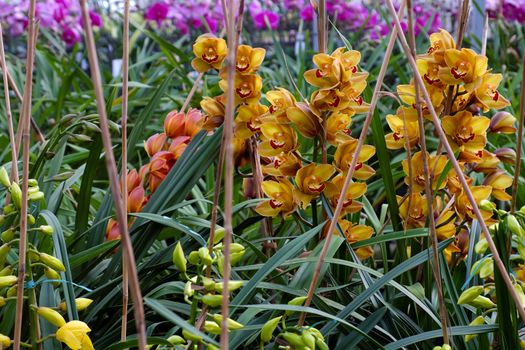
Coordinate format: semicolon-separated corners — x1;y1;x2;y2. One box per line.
1;228;14;242
0;266;13;277
6;285;16;297
316;338;330;350
3;204;14;214
229;243;245;265
28;191;45;202
172;242;187;273
301;329;316;349
202;277;216;291
28;186;40;194
0;275;17;288
479;258;494;279
167;335;185;345
457;286;484;305
280;332;306;347
515;284;525;307
0;215;4;226
203;321;222;334
27;214;35;225
207;345;219;350
202;294;223;307
470;295;496;309
39;253;66;272
465;316;485;342
184;281;194;303
212;314;244;330
0;167;10;187
0;296;5;307
261;316;282;342
474;238;488;255
28;179;38;187
214;280;244;293
507;215;525;237
479;199;496;211
286;296;307;315
37;307;66;327
198;247;213;266
8;183;22;209
188;251;200;265
0;244;11;263
213;226;225;244
442;345;452;350
39;225;54;236
44;267;61;287
182;329;202;343
216;255;224;275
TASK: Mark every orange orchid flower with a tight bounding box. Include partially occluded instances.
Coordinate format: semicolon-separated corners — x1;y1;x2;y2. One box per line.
325;110;353;144
402;151;447;192
262;153;302;177
127;186;147;213
147;151;176;192
144;133;168;157
439;48;488;91
200;96;225;131
472;150;500;174
474;73;510;111
294;163;336;208
219;73;263;105
454;185;493;222
255;178;297;217
191;34;228;72
333;138;376;180
286;102;322;138
324;174;367;215
421;29;456;64
385;112;420;150
304;52;343;89
266;88;297;123
235;45;266;74
258;123;298;157
164;108;203;138
335;219;374;260
442;110;490;160
235;103;268;139
398;193;428;228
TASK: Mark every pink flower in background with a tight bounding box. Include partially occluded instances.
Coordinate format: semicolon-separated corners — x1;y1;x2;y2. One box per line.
62;26;81;46
253;10;280;30
300;5;314;21
89;10;103;28
145;2;170;27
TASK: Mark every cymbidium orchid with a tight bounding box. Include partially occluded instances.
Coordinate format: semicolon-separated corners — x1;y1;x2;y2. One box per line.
56;321;94;350
235;45;266;74
326;110;353;144
258;123;298;157
335;219;374;260
439;48;488;91
333;138;376;180
286;103;322;138
220;73;263;105
235;103;268;139
442;110;490;160
266;88;297;123
261;153;302;177
483;169;513;201
385;112;420;149
402;151;447;192
255;179;297;217
294;163;336;208
324;174;366;215
191;34;228;72
474;73;510;111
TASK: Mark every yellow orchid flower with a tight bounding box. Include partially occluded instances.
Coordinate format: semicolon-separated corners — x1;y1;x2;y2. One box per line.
442;110;490;160
324;174;367;215
294;163;336;208
304;52;343;89
0;334;11;349
450;86;474;114
439;48;488;91
422;29;456;64
311;88;350;114
515;264;525;283
436;209;457;241
59;298;94;312
333;138;376;180
233;136;251;167
398;193;428;228
334;219;374;259
191;34;227;72
474;73;510;111
326;110;354;144
446;166;472;195
286;102;322;138
397;84;444;121
454;185;494;222
235;45;265;74
262;152;302;177
489;111;516;134
417;59;445;89
235;103;268;139
200;96;225;131
258;123;298;157
402;151;447;192
483;169;513;201
56;321;94;350
472;150;500;173
266;88;297;123
255;179;297;217
385;112;420;150
219;73;263;105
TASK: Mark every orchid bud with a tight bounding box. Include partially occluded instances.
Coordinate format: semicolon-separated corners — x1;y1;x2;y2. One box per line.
188;251;200;264
470;295;496;309
0;334;11;349
39;253;66;272
29;191;45;202
44;267;61;287
207;344;219;350
214;280;243;293
495;148;516;164
8;183;22;209
261;316;282;342
0;244;11;266
202;294;223;307
0;275;17;288
229;243;245;265
0;167;10;187
479;199;495;212
167;335;185;345
281;332;306;347
213;226;225;244
457;286;483;305
27;214;35;225
39;225;54;236
515;284;525;307
198;247;213;266
286;296;307;315
0;266;12;277
3;204;14;214
475;238;488;255
28;179;38;187
203;321;222;334
59;298;93;312
183;281;194;303
37;307;66;327
1;228;14;242
301;329;316;349
212;314;244;330
182;329;202;343
6;285;16;297
172;242;187;273
465;316;485;342
0;297;5;307
478;258;494;279
507;215;525;237
490;111;516;134
202;277;216;291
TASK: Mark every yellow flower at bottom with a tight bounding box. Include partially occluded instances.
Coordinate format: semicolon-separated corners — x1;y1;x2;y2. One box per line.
56;321;94;350
0;334;11;348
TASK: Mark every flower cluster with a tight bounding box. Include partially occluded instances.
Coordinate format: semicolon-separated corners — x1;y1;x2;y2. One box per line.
192;31;376;258
487;0;525;23
388;29;516;262
106;108;204;241
0;0;102;46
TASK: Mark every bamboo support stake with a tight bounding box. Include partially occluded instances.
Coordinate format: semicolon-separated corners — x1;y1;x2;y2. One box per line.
385;0;525;324
78;0;146;348
13;1;36;349
406;0;449;343
298;1;406;327
120;0;131;343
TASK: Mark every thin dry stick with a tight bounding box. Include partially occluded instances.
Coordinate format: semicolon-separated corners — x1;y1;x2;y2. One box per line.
406;0;449;343
511;49;525;212
220;0;239;347
78;1;147;348
298;1;406;326
13;1;36;349
0;23;18;183
481;13;489;56
180;73;204;113
385;0;525;323
120;0;131;343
